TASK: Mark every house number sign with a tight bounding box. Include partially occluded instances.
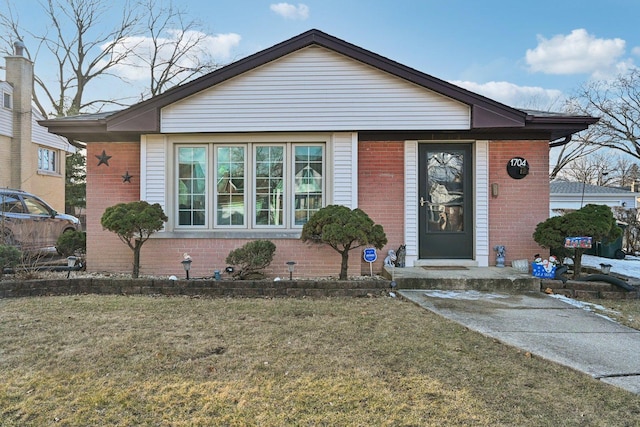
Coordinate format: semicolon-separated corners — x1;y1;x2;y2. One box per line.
506;157;529;179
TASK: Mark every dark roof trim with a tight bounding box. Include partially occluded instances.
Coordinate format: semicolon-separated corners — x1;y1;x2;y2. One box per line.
40;29;597;143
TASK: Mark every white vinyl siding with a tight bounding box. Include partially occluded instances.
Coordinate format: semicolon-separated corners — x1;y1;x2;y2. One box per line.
141;135;168;213
332;132;357;208
161;46;470;133
32;109;76;153
404;140;419;266
474;141;489;267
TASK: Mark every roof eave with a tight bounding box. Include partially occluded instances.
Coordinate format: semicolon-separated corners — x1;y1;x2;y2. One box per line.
105;29;528;133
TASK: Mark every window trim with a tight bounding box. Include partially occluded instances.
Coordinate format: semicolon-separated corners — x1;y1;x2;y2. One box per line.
37;147;59;174
175;145;209;229
253;143;287;229
169;134;330;233
293;144;326;227
214;144;247;229
2;91;11;110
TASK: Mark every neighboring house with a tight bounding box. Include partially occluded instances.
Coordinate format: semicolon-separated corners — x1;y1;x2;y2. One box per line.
41;30;598;278
550;180;638;216
0;42;75;212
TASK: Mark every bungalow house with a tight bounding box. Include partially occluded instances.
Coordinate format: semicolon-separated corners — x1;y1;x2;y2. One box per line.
1;42;76;212
40;30;598;278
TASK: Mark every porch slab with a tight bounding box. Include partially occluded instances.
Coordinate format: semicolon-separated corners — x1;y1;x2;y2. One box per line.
382;265;540;292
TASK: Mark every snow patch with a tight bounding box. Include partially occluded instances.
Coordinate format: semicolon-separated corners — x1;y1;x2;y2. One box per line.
422;290;510;300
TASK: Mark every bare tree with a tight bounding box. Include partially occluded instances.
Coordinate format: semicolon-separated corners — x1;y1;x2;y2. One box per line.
1;0;140;117
128;0;223;98
556;153;615;185
614;207;640;254
556;150;640;189
0;0;228;117
549;128;600;180
567;69;640;161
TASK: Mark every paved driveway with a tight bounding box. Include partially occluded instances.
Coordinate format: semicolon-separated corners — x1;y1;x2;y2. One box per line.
400;289;640;394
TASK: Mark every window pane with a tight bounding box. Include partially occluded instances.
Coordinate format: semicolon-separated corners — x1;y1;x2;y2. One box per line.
216;146;245;226
37;148;57;172
178;147;207;226
294;146;323;225
255;146;284;226
23;196;50;215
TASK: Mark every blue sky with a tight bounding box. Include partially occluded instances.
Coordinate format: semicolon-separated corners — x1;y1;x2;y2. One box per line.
5;0;640;111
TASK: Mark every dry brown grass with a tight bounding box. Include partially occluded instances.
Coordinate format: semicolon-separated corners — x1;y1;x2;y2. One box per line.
1;294;639;426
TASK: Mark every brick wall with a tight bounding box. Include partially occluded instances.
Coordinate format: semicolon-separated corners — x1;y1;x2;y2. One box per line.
488;140;549;264
86;139;550;276
86;143;360;279
358;141;404;274
86;143;142;274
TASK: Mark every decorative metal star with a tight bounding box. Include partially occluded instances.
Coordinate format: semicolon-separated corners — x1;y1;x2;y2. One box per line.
122;171;133;183
95;150;112;166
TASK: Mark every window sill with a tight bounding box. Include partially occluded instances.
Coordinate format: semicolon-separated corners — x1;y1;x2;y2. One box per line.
37;170;62;177
152;230;303;240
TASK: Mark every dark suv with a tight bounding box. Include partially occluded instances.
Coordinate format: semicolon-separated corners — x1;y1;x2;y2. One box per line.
0;189;81;251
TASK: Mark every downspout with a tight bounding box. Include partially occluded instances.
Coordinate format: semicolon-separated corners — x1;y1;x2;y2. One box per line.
549;135;571;148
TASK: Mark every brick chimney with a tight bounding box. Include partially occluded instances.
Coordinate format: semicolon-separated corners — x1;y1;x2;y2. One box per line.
5;40;34;189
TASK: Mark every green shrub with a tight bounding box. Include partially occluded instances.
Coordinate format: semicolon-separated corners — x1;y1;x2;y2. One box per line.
226;240;276;279
56;230;86;257
0;244;21;280
533;204;621;278
101;201;167;278
301;205;387;280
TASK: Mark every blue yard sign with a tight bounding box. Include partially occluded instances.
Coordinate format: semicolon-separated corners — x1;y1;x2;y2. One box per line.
363;248;377;276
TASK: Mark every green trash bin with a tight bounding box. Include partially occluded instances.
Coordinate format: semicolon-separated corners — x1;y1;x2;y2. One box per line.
585;223;626;259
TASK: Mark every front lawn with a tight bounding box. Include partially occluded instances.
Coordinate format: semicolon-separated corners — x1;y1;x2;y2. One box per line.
1;295;638;426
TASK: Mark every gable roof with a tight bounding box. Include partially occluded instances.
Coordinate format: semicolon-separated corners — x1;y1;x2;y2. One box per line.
40;29;598;143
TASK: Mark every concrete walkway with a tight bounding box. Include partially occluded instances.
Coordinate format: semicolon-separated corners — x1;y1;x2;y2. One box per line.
399;289;640;394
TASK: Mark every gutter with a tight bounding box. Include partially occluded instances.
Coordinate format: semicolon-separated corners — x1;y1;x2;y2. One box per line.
549;135;571;148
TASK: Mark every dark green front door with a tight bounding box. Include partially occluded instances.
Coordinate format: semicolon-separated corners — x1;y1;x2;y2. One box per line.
418;144;473;259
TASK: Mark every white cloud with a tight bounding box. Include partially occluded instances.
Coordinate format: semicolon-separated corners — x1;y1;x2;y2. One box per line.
105;31;241;81
270;3;309;20
525;29;626;76
451;80;564;110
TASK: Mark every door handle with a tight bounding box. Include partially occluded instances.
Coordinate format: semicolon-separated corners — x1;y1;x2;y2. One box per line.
420;197;427;207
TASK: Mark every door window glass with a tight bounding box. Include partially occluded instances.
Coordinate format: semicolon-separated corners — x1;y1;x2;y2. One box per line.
427;151;464;232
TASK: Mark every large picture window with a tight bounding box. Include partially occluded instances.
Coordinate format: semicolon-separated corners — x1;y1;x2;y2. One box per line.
175;142;324;230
